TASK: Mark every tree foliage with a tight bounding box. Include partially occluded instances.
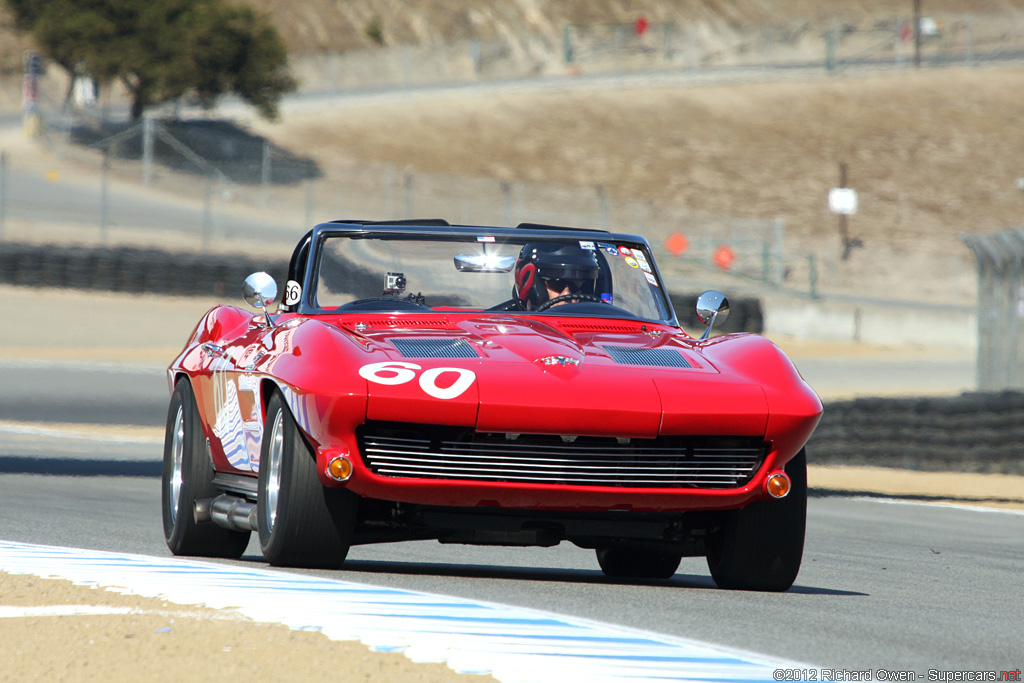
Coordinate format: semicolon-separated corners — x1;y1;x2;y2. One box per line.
4;0;296;120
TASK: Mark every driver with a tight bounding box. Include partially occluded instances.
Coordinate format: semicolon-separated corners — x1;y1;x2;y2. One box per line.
512;243;600;310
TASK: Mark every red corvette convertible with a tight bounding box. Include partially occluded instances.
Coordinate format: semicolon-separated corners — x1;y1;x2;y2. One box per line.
162;220;821;590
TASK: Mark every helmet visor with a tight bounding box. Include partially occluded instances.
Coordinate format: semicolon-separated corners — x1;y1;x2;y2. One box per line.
543;277;589;294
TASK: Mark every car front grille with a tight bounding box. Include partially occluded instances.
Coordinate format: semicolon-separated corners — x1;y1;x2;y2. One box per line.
357;422;767;489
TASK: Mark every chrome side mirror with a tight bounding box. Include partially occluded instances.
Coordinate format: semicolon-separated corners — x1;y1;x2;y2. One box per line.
243;272;278;326
695;290;729;341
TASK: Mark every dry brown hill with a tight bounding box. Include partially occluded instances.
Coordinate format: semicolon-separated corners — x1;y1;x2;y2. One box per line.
240;0;1024;54
3;1;1024;305
5;1;1024;66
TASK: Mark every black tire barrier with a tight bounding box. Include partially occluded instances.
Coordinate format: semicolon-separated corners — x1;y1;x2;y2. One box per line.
2;242;764;332
808;391;1024;475
0;241;288;299
5;241;1020;474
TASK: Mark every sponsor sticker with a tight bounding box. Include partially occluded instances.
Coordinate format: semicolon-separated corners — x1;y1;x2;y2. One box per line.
618;246;632;256
644;271;659;286
597;242;619;255
578;241;596;250
477;236;495;242
624;256;640;269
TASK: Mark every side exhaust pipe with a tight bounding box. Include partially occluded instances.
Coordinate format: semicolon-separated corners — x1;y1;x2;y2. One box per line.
194;495;258;532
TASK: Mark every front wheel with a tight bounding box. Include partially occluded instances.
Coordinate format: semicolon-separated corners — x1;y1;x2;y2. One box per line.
257;391;356;568
161;377;250;558
705;448;807;591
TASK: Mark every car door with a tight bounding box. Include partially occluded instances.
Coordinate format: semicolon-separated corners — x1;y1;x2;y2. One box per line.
205;322;273;473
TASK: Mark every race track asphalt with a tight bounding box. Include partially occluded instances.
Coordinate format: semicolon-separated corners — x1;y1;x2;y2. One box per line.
1;287;1019;673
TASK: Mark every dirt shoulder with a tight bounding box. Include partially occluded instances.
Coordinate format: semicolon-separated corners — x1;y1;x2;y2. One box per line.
0;571;493;683
809;465;1024;511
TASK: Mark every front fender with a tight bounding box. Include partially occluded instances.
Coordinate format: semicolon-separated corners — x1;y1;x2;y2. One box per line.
696;334;822;463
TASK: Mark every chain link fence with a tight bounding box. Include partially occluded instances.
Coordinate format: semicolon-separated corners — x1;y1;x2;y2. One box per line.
561;11;1024;75
1;116;815;296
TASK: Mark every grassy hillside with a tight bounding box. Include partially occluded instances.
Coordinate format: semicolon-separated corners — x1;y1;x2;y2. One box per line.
256;66;1024;254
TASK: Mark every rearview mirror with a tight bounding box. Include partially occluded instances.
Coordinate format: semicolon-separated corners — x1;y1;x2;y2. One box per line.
454;254;516;272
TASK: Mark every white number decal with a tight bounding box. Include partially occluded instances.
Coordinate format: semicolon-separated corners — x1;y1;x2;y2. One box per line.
359;362;476;399
419;367;476;400
358;361;420;385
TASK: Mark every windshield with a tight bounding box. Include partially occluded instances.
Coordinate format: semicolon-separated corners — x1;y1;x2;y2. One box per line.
311;233;672;322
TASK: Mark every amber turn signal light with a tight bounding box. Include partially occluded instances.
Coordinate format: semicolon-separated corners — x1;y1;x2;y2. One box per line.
327;456;353;482
765;472;791;499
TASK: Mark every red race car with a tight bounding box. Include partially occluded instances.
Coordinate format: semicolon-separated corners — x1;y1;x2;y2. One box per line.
162;220;821;591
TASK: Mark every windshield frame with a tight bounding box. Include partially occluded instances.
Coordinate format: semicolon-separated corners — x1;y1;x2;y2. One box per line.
291;221;678;325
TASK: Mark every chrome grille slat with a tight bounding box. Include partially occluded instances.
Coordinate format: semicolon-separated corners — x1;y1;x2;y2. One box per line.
366;450;758;467
359;423;766;489
373;469;749;484
366;456;756;473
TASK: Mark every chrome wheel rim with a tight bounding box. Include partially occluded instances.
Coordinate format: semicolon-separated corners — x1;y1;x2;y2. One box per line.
169;404;185;525
264;409;284;533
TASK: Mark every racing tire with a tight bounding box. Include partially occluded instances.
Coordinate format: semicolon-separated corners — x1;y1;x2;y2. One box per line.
705;448;807;592
162;378;250;558
257;391;356;568
596;545;683;580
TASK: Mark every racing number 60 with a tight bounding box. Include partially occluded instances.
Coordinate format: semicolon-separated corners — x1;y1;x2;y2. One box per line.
358;362;476;400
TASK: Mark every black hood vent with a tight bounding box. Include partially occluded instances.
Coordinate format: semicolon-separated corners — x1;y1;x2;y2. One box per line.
602;345;690;368
391;338;479;358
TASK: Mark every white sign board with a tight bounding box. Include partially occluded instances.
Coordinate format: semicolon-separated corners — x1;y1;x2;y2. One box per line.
829;188;859;216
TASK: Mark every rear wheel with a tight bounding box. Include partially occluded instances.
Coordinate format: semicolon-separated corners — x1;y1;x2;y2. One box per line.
162;378;250;558
597;545;683;580
705;448;807;591
258;391;356;568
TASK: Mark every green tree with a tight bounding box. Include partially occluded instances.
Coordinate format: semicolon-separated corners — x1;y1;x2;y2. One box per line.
4;0;295;120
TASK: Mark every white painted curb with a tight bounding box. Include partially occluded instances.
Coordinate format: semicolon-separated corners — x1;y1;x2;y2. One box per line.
0;540;810;682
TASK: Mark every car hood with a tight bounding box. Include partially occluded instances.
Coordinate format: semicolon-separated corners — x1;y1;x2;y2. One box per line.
336;315;772;438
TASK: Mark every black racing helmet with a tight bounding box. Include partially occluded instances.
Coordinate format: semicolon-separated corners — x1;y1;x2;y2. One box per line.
513;242;600;310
